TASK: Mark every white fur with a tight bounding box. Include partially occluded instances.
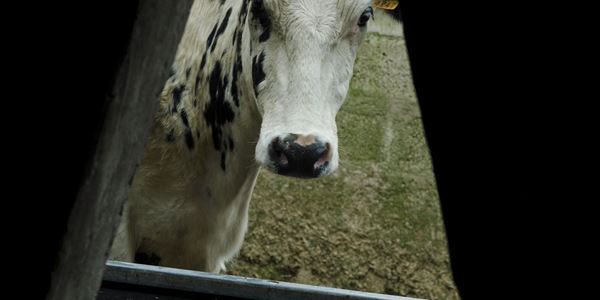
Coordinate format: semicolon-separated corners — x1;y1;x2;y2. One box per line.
110;0;372;273
253;0;371;175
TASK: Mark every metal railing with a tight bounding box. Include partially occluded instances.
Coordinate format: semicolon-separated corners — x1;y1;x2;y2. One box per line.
100;260;422;300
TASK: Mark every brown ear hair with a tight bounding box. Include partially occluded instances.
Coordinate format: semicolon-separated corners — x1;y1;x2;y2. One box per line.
372;0;399;10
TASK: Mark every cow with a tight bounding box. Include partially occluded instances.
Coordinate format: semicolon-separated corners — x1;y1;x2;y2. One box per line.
110;0;392;273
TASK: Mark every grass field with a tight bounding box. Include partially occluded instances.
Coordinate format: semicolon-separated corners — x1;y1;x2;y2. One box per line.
227;21;460;300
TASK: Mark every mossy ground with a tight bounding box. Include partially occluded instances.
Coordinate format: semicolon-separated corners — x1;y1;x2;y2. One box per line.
227;25;460;300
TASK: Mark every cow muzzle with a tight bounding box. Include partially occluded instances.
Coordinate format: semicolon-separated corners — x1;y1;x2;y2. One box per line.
267;134;333;178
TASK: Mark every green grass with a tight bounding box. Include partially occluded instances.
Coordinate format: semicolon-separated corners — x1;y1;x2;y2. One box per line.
227;31;459;300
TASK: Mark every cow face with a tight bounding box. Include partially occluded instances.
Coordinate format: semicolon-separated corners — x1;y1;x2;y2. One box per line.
250;0;373;178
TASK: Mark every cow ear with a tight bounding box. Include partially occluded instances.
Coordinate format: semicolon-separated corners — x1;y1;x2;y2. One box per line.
372;1;402;23
371;0;399;10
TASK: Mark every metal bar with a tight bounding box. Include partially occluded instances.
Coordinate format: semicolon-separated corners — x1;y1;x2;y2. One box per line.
102;261;423;300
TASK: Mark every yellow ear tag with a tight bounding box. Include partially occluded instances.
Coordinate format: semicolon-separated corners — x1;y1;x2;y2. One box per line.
372;0;399;10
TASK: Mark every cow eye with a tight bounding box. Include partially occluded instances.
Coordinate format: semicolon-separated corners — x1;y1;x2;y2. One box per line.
358;7;373;27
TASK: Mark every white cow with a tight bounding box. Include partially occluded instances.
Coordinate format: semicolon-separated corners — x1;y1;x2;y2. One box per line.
110;0;383;273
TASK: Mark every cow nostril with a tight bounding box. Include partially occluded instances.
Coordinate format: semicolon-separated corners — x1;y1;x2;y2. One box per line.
314;142;332;169
269;137;289;166
271;137;282;153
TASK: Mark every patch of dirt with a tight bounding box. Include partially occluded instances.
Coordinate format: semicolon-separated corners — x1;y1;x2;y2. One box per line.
227;20;460;300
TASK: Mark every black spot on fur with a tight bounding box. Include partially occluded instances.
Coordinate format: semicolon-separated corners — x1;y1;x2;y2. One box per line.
204;62;235;151
184;129;195;150
232;30;239;48
240;0;249;22
230;79;240;106
196;129;200;139
221;151;227;171
172;85;183;113
236;25;244;53
206;22;219;50
259;26;271;42
166;129;175;143
220;0;226;5
180;110;190;128
135;252;161;266
231;57;242;106
229;137;235;151
229;4;248;107
210;8;233;53
231;22;244;107
252;52;266;96
185;67;191;79
252;0;271;42
200;53;207;71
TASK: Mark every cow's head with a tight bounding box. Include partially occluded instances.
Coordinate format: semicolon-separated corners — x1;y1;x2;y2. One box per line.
250;0;373;178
